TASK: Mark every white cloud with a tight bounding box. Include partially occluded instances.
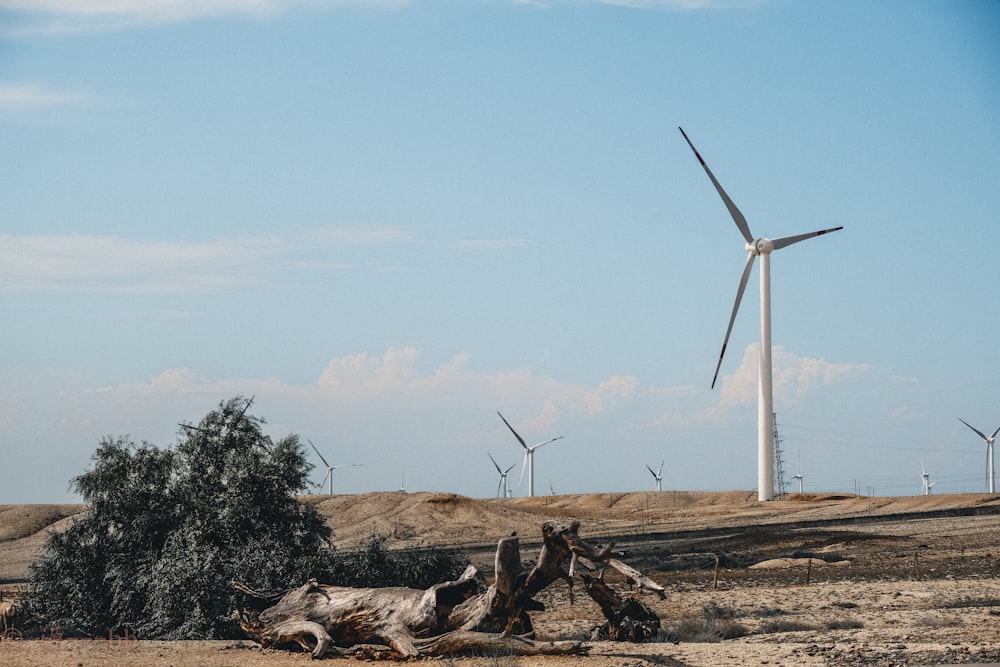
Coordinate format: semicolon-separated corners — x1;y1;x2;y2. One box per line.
0;84;90;112
0;227;410;295
719;343;873;407
318;346;421;392
315;347;639;426
0;0;411;32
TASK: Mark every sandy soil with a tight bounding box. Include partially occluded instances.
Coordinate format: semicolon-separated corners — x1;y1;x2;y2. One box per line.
3;491;1000;666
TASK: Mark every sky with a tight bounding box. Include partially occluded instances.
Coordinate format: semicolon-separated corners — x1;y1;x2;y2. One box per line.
1;0;998;504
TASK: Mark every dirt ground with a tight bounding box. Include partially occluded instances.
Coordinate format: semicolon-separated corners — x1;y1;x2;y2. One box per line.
3;491;1000;666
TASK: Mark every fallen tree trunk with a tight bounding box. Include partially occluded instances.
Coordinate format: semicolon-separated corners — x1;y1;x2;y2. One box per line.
234;519;663;658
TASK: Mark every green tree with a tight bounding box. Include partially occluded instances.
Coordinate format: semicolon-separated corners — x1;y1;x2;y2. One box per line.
23;396;336;639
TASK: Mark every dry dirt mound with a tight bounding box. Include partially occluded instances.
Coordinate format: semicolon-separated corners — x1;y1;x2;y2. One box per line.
4;491;1000;582
0;504;83;583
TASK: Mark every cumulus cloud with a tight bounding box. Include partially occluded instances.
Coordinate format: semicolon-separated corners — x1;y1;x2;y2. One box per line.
582;375;638;415
315;347;639;424
318;346;421;392
719;343;873;407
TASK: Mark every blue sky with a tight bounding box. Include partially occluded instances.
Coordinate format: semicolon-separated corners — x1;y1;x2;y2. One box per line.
1;0;998;503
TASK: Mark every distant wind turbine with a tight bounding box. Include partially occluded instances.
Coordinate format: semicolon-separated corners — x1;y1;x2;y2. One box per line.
308;440;361;495
497;411;563;498
680;127;843;501
488;452;516;499
645;461;664;492
920;460;937;496
792;449;804;494
958;418;1000;494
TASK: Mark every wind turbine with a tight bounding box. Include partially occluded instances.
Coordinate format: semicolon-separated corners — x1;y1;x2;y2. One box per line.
680;127;843;501
793;455;804;494
645;461;664;492
488;452;516;498
497;411;563;498
308;440;361;495
958;418;1000;494
920;460;937;496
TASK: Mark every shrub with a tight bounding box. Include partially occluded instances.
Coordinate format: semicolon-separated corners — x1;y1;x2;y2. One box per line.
21;397;337;640
758;619;816;634
323;535;469;590
663;603;748;642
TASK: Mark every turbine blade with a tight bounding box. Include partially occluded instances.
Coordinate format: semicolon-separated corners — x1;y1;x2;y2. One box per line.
497;478;503;498
770;226;844;250
498;411;528;449
531;436;564;451
504;464;517;474
518;451;528;486
658;460;664;476
991;426;1000;440
679;127;753;244
645;464;657;478
712;252;756;389
309;440;331;468
959;418;989;441
488;451;503;474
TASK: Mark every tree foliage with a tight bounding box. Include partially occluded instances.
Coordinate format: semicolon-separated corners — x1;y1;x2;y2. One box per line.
23;397;336;639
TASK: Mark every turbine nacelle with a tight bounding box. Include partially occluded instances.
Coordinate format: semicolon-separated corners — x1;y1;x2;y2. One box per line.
748;238;774;255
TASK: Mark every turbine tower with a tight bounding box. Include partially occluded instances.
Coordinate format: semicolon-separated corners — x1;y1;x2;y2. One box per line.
497;411;563;498
645;461;664;492
309;440;361;495
680;127;843;501
958;418;1000;494
488;451;516;498
920;460;936;496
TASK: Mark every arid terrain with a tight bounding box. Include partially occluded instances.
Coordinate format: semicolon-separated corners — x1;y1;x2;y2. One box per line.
3;490;1000;666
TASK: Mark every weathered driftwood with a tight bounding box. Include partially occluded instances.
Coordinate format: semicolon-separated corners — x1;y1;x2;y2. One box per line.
234;519;663;658
582;574;661;641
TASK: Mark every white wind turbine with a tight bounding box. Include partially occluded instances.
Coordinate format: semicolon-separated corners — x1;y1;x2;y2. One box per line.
488;452;517;498
497;411;563;498
793;456;804;494
645;461;664;492
958;418;1000;494
680;127;843;501
920;460;937;496
309;440;362;495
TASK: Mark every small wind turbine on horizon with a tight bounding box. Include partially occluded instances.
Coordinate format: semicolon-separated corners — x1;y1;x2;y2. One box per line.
645;461;664;492
958;418;1000;494
680;127;843;502
488;452;516;499
308;440;362;495
920;460;937;496
793;455;804;494
497;411;563;498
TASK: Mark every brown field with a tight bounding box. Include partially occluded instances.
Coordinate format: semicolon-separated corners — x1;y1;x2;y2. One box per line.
3;490;1000;666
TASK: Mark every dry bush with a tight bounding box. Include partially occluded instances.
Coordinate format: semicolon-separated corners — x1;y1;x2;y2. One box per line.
663;603;749;643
